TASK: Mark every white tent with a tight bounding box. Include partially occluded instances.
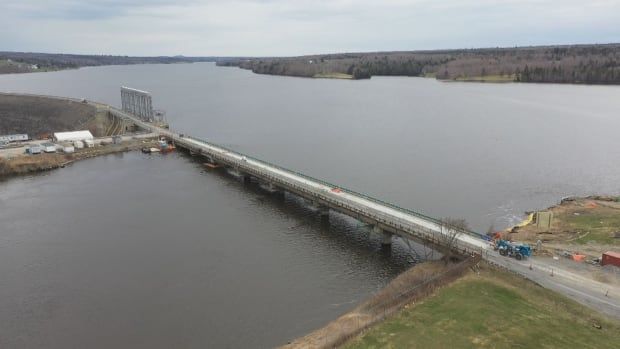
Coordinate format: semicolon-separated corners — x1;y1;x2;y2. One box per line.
53;130;94;142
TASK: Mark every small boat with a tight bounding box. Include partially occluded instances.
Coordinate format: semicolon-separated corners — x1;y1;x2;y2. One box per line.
158;139;176;153
142;147;161;154
204;162;221;169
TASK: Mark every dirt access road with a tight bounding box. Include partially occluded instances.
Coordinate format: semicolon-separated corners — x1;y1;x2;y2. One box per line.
0;133;157;159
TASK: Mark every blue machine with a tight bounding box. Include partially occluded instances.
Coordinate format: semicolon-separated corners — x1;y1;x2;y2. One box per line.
496;239;532;260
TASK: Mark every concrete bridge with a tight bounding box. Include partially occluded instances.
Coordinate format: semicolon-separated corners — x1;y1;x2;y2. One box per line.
106;105;489;255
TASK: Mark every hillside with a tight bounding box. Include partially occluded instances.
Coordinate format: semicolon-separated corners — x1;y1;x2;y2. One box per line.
218;43;620;84
344;263;620;348
0;94;107;138
0;52;228;74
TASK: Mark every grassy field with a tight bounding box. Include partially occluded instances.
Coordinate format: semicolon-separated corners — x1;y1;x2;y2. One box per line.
563;202;620;245
452;74;516;82
313;72;354;79
344;264;620;349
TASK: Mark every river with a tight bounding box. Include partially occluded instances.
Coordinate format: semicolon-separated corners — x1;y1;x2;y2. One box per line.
1;63;619;347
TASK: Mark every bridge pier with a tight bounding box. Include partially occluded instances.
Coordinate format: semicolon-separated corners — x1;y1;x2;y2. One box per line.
227;168;254;184
227;167;252;183
227;167;242;177
318;206;329;217
311;201;330;218
373;226;393;246
259;181;281;194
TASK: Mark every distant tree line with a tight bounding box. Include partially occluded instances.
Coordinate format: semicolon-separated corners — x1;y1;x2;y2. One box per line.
218;44;620;84
0;52;229;73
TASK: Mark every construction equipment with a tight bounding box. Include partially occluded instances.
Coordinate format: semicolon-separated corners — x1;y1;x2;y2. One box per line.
495;239;532;260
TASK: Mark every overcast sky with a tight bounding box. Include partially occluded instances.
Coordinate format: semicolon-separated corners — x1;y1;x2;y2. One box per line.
2;0;619;56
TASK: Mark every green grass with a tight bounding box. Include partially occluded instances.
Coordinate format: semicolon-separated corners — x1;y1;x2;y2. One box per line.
563;211;620;245
453;74;516;82
313;72;354;79
344;266;620;349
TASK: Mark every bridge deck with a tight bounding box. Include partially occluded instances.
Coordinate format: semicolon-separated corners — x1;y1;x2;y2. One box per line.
181;136;487;250
111;104;490;254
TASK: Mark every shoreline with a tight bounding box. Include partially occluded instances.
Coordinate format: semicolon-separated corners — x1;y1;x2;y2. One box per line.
287;194;620;348
2;93;618;347
0;136;157;178
504;195;620;258
282;257;478;348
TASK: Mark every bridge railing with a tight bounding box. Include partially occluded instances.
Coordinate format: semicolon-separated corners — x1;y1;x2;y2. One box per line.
104;102;486;243
182;135;486;241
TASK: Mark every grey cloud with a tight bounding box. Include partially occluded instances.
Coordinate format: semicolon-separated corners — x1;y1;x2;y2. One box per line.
1;0;618;56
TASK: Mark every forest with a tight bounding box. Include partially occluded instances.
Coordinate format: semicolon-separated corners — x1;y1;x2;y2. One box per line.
0;52;222;74
217;44;620;84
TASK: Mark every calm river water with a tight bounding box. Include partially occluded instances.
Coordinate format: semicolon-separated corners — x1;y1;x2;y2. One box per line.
1;63;619;347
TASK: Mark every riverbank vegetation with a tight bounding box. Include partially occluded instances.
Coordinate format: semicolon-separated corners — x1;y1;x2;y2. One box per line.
343;262;620;349
218;43;620;84
0;52;226;74
282;258;478;348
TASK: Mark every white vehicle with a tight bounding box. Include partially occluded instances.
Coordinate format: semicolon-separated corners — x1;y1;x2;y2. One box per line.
41;143;57;153
27;145;42;154
62;146;75;154
73;140;84;149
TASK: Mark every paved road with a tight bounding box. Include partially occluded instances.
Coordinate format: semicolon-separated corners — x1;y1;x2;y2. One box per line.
485;250;620;319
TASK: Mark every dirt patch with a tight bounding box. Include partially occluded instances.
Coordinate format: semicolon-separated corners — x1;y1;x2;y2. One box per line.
505;196;620;257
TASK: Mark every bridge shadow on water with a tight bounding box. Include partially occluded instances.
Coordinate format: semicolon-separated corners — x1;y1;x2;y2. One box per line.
180;150;440;270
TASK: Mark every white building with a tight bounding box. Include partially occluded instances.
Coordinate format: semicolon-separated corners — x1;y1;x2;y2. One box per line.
53;131;94;142
41;143;56;153
0;134;29;142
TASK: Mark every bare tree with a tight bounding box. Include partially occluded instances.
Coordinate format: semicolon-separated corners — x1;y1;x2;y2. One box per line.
438;217;469;265
486;223;496;237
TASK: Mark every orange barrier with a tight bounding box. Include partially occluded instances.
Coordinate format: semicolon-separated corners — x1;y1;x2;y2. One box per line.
585;201;598;208
572;254;586;262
